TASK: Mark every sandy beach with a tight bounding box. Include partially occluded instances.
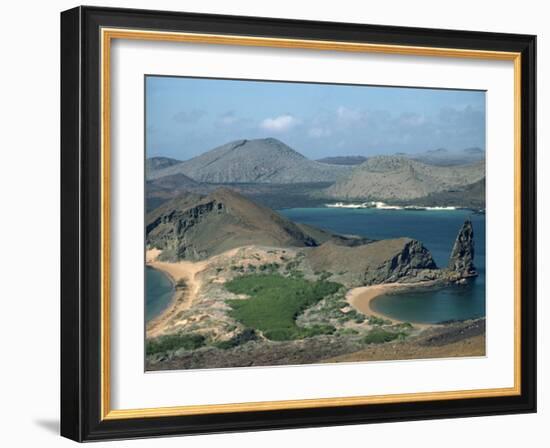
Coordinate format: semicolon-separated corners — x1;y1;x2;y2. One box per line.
145;246;283;338
145;250;207;338
346;281;440;328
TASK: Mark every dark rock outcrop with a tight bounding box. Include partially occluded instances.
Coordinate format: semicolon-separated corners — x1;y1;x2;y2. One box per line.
448;219;477;277
373;239;438;284
306;238;438;286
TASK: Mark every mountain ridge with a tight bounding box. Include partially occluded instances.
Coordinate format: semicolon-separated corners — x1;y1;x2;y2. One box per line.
146;188;369;261
326;155;485;201
147;138;352;184
146;156;183;176
316;155;368;166
406;147;484;166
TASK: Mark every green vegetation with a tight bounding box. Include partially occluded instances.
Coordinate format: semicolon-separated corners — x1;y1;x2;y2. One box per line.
363;328;406;345
336;328;359;336
288;270;304;278
368;315;392;326
258;262;280;272
284;259;300;271
393;322;414;330
146;333;205;356
225;274;341;341
302;324;337;337
299;287;370;326
215;328;258;350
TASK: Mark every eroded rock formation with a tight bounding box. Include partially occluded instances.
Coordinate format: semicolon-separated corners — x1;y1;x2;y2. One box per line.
448;219;477;277
306;238;438;286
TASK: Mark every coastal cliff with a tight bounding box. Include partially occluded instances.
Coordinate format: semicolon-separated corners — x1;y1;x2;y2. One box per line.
145;188;368;261
306;238;438;286
146;188;316;261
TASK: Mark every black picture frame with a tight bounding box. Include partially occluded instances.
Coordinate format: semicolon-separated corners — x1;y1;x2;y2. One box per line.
61;5;536;442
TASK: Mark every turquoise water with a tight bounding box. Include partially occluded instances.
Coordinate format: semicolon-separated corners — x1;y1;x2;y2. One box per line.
279;208;486;324
145;266;174;322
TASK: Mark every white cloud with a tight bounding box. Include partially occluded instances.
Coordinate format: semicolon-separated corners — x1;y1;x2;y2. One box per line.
308;127;332;138
336;106;361;124
397;112;426;127
218;111;238;126
260;114;298;133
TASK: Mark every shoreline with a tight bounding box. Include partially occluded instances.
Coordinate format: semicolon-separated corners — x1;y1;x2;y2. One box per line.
322;203;484;213
145;250;207;338
346;281;442;329
146;265;177;322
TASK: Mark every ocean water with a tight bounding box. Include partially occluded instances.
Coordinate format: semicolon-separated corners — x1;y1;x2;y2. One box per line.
145;266;174;322
279;208;486;324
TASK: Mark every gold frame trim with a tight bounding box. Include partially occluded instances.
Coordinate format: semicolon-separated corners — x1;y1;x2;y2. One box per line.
100;28;522;421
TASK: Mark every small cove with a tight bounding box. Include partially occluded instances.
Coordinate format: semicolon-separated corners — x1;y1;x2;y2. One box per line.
145;266;175;322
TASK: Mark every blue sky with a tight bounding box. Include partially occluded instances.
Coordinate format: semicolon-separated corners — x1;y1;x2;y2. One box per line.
146;76;486;160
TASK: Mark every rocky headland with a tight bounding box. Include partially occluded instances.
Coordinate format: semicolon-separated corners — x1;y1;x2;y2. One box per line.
144;187;482;370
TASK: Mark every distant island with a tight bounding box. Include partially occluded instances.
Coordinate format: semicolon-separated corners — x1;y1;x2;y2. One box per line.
146;138;485;213
316;155;368;166
316;147;484;167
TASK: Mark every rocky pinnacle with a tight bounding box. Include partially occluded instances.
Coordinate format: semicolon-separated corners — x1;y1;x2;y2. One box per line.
448;219;477;277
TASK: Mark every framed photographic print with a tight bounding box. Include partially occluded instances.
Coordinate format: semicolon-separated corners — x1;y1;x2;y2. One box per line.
60;6;536;441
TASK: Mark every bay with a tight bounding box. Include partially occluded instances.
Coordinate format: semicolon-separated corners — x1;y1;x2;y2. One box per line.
279;208;486;324
145;266;174;322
